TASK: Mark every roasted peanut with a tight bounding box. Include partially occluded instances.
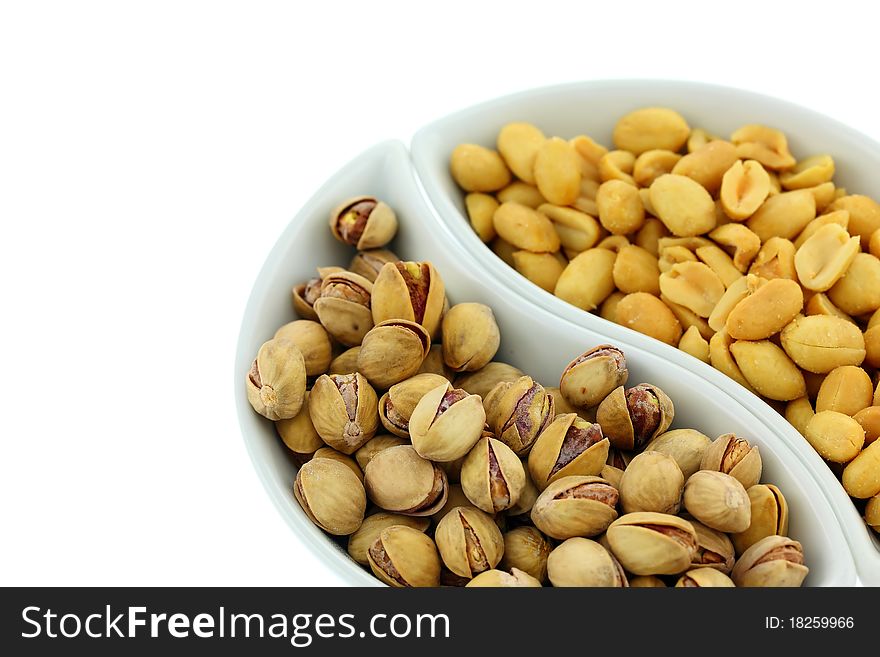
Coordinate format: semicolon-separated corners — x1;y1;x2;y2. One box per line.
827;252;880;316
451;144;511;192
809;182;837;212
748;237;797;281
746;190;816;242
804;411;865;463
780;314;866;373
708;275;756;333
659;261;725;318
465;193;499;242
537;204;601;253
672;140;738;195
795;223;860;292
496;181;546;208
870;228;880;259
613;107;690;154
650;174;717;237
730;340;806;401
826;195;880;249
598;150;636;186
662;295;714;340
633;149;681;187
730;124;796;170
597;180;645;235
804;293;853;323
615;292;682;346
695;245;742;288
709;224;761;272
534;137;582;205
658;245;698;273
497;122;546;184
490;236;517;267
842;439;880;499
854;407;880;446
779;155;835;190
612;245;661;295
866;495;880;533
679;325;710;363
719;160;771;220
493;202;561;253
634;218;670;257
599;291;626;323
726;278;803;341
687;128;717;153
815;366;874;416
597;235;630;253
554;248;616;311
512;251;566;293
793;210;850;250
785;397;814;436
865;326;880;369
709;328;758;394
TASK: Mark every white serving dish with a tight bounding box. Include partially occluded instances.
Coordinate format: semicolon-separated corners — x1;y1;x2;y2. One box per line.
236;139;857;586
410;80;880;585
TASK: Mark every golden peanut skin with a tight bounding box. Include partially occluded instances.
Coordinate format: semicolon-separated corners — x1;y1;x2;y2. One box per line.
749;237;797;281
815;365;873;416
659;261;725;318
615;292;682;346
672;140;738;196
464;193;499;242
497;122;546;184
827;194;880;249
597;179;645;235
804;411;865;463
730;124;796;171
650;174;717;237
598;150;636;185
633;149;681;187
512;250;566;293
450;143;511;192
866;495;880;533
780;315;866;374
730;340;806;401
785;397;815;437
853;406;880;447
793;210;850;250
554;248;617;311
534;137;582;206
497;181;546;208
747;190;816;242
492;202;561;253
780;154;835;190
726;278;803;341
795;223;860;292
828;252;880;316
612;245;660;295
613;107;690;155
842;440;880;499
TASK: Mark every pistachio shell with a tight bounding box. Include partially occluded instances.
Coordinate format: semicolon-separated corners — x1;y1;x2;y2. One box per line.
294;458;366;536
596;383;674;450
357;319;431;389
731;484;789;555
349;248;400;282
547;537;628;587
372;261;445;339
559;345;628;408
684;471;751;533
275;391;324;455
313;271;374;347
430;484;479;526
378;373;449;437
606;512;698;576
454;361;524;398
246;338;307;421
700;433;762;489
435;507;504;578
309;372;379;454
530;475;619;539
492;376;555;455
618;451;684;514
644;429;712;479
330;196;398;250
500;526;552;583
675;568;735;587
507;461;540;516
409;384;486;462
528;413;609;490
461;437;526;513
328;346;360;375
311;446;363;482
347;512;430;565
363;445;449;516
685;516;736;573
273;320;333;376
731;535;808;587
441;303;501;372
354;435;408;471
368;525;441;587
418;344;455;381
465;568;542;587
629;576;667;587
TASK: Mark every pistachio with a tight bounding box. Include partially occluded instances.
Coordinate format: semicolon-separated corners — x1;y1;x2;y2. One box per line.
309;372;379;454
292;266;344;321
293;458;366;536
454;361;525;399
418;345;455;381
528;414;609;490
465;568;542;587
409;383;486;462
491;376;555;455
629;576;667;587
273;320;333;377
731;535;808;587
731;484;789;555
600;464;624;489
275;391;324;456
675;568;735;588
354;435;408;471
246;338;307;421
619;451;684;515
683;471;751;533
547;537;628;587
311;446;363;482
378;373;449;438
356;319;430;389
644;429;712;479
349;248;400;283
364;445;449;516
329;346;360;375
441;303;501;373
461;437;526;514
347;512;430;565
430;484;479;526
700;433;762;489
435;506;504;578
372;261;445;339
606;512;698;576
329;196;398;250
368;525;441;587
500;526;552;583
685;516;736;573
530;475;619;539
559;345;628;409
313;270;374;347
507;460;540;516
596;384;674;451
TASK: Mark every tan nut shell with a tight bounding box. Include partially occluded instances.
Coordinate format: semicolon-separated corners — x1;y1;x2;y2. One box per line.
687;517;736;573
700;433;763;489
618;451;684;515
311;447;363;482
676;568;735;587
441;303;501;373
246;338;307;421
367;525;441;587
732;484;789;555
330;196;398;250
684;471;751;533
293;458;366;536
363;445;449;515
465;568;542;587
606;512;698;576
559;345;629;409
644;429;712;479
409;384;486;462
596;384;674;451
530;475;619;539
347;512;430;565
731;535;808;587
354;435;408;471
491;376;555;455
275;391;324;455
378;373;449;437
435;506;504;578
547;537;628;587
507;461;540;516
460;437;526;513
329;346;360;375
309;373;379;454
500;526;552;582
371;261;445;339
454;361;525;399
313;271;374;347
528;414;609;490
418;344;455;381
349;248;399;283
273;320;333;377
357;319;430;389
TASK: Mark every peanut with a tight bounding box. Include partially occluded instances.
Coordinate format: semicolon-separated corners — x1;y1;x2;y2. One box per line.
779;154;835;190
827;252;880;315
451;143;511;192
465;193;499;242
842;440;880;498
534;137;581;205
730;124;796;170
746;190;816;242
497;122;546;184
613;107;690;155
794;223;860;292
805;411;865;464
597;180;645;235
615;292;682;345
815;365;874;416
780;315;866;373
650;174;717;237
730;340;806;401
719;160;771;220
612;245;661;295
554;248;616;311
726;278;803;340
659;261;725;318
493;202;561;252
672;140;738;195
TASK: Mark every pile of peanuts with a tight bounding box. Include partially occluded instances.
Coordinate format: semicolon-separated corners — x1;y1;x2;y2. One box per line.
449;108;880;533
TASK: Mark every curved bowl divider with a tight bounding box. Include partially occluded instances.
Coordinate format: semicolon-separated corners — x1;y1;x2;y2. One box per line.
237;139;856;586
410;80;880;584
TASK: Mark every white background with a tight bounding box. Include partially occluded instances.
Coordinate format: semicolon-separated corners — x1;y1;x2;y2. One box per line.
2;0;878;586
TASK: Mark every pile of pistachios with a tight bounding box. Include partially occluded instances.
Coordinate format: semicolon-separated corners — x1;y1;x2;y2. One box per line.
246;195;809;587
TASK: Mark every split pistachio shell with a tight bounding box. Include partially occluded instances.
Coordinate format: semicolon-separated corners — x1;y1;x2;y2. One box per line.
559;345;628;409
372;261;445;339
329;346;360;375
275;391;324;456
309;372;379;454
273;320;333;377
687;517;736;574
507;461;540;516
311;446;363;482
684;471;751;533
435;506;504;578
606;512;698;576
700;434;763;489
600;464;624;489
368;525;441;587
363;445;449;516
629;576;667;587
357;319;430;389
409;383;486;462
528;414;609;490
292;265;344;321
347;512;430;565
330;196;398;250
732;484;789;555
547;537;628;587
246;338;307;421
430;484;478;526
313;270;375;347
596;384;674;451
349;248;399;283
465;568;542;587
293;458;366;536
441;303;501;373
419;345;455;381
354;435;408;471
454;361;525;399
644;429;712;479
731;535;808;587
530;475;619;539
618;451;684;515
676;568;735;588
491;376;555;455
500;526;552;582
378;373;449;437
460;437;526;513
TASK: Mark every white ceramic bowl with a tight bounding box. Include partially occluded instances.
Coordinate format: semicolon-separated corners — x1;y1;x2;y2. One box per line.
410;80;880;585
236;139;857;586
